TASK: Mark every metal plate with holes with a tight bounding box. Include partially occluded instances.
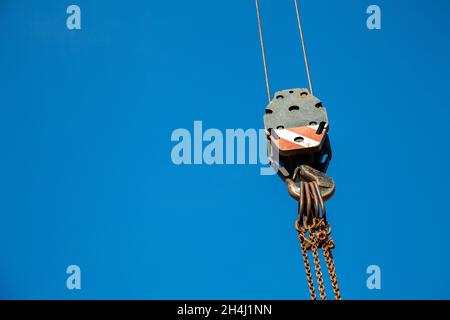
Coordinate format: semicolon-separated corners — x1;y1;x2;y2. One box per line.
264;88;329;156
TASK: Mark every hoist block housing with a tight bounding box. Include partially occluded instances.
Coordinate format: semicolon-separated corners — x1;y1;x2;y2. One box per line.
263;88;332;179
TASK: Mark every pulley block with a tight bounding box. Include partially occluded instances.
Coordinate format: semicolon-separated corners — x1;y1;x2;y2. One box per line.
263;88;332;180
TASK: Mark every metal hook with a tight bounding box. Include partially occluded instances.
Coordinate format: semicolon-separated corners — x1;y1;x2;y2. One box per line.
285;165;335;202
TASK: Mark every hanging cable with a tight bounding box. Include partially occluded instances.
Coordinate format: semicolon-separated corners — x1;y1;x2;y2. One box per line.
255;0;271;102
294;0;314;95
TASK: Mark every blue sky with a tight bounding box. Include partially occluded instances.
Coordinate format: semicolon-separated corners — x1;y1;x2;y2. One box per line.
0;0;450;299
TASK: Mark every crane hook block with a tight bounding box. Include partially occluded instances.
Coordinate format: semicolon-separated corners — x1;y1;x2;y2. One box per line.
264;88;332;180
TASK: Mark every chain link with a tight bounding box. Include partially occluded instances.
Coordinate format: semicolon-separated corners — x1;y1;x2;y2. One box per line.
297;228;317;300
311;235;327;300
323;242;342;300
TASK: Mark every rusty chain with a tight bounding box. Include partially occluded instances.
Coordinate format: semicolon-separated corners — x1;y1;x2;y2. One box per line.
297;227;317;300
323;242;342;300
295;180;342;300
311;234;327;300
